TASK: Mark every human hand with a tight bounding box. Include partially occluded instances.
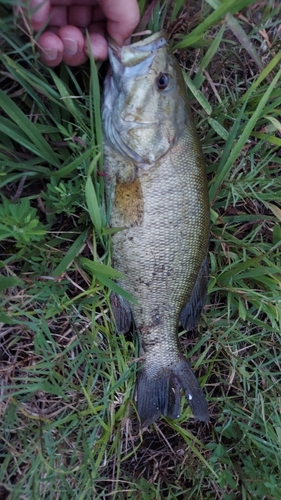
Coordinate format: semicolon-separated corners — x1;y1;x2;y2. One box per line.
15;0;140;66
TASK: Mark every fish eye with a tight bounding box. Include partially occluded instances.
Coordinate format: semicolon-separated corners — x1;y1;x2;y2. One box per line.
156;73;170;90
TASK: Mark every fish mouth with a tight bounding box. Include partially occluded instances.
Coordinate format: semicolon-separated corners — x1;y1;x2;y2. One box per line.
108;31;167;77
109;31;167;66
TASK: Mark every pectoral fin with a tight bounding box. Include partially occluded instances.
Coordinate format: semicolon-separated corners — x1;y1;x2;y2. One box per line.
180;256;209;331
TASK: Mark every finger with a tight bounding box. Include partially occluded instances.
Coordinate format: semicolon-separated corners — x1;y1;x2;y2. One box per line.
88;22;106;37
100;0;140;46
38;31;63;66
49;6;67;26
48;5;103;29
92;5;105;23
68;6;92;28
50;0;99;5
30;0;51;31
58;25;87;66
84;32;108;61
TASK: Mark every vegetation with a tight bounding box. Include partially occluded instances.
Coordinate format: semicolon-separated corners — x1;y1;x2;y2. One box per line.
1;0;281;498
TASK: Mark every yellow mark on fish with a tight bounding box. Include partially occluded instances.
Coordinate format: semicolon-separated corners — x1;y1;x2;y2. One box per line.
115;177;144;227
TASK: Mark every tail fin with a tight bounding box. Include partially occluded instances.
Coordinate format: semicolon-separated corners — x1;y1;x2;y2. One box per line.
137;356;209;427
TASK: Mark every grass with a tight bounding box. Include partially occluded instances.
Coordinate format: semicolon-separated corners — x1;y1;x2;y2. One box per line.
1;0;281;498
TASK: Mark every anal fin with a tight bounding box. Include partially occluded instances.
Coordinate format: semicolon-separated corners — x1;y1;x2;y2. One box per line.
180;255;209;331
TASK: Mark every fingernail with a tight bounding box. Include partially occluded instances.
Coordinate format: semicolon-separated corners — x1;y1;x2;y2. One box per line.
62;38;78;56
40;48;58;61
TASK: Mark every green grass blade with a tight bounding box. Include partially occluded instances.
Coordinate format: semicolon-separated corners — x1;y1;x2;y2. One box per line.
225;12;264;71
85;175;102;234
193;24;225;88
50;230;88;278
0;89;60;167
52;148;93;177
209;66;281;200
183;72;212;115
173;0;257;49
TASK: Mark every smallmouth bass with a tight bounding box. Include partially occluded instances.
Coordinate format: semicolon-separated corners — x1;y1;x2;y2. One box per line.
102;32;209;427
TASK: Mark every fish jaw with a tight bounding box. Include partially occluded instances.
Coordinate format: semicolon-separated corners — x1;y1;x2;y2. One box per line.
108;32;167;78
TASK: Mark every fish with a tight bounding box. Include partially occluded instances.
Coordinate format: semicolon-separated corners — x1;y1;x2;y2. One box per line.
102;32;210;427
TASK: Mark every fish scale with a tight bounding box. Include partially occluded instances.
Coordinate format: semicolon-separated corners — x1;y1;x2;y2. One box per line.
102;32;210;426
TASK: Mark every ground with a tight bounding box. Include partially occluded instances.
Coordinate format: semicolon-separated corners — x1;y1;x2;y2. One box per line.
0;1;281;499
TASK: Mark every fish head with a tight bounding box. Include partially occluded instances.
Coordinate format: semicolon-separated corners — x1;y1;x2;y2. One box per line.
102;32;189;169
